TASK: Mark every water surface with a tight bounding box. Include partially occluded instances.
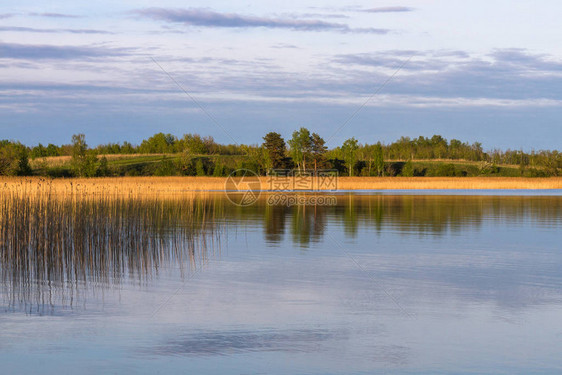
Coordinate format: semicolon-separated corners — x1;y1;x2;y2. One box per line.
1;192;561;374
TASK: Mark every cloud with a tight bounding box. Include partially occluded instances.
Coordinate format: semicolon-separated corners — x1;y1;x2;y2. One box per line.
134;8;389;34
330;49;562;102
0;13;15;19
333;48;561;74
333;50;455;71
270;43;299;49
4;45;562;125
0;42;128;60
489;48;562;72
362;6;414;13
0;26;113;34
28;12;81;18
282;12;349;19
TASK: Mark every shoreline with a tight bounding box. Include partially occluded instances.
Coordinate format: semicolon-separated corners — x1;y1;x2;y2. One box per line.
1;176;561;195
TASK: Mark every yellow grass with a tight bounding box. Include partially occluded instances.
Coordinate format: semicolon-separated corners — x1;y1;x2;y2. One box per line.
1;176;561;197
28;153;171;168
336;177;562;190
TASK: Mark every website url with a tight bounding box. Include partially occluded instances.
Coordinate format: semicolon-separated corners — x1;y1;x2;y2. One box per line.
267;194;337;207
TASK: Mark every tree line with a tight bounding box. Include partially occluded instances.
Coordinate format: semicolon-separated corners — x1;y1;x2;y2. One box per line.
0;130;560;177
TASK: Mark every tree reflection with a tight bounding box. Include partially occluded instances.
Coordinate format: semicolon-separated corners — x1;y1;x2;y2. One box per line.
254;194;561;244
0;193;221;314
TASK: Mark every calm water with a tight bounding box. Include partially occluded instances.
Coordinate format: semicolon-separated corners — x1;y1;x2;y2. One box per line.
1;192;562;374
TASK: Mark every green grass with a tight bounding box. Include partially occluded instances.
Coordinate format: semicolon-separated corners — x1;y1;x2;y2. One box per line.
30;154;545;178
106;155;175;166
409;161;520;177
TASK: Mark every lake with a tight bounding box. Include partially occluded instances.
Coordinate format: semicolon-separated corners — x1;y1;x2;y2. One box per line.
1;192;561;374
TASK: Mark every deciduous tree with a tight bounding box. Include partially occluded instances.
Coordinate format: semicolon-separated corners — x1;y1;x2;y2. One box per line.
288;127;312;171
341;137;359;176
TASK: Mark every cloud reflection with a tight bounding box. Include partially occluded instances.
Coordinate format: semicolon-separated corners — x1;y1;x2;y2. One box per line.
146;328;341;356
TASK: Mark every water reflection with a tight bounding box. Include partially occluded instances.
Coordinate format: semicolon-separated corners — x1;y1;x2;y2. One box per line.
1;191;562;373
223;194;561;245
1;192;561;314
262;194;562;244
146;328;341;356
0;193;221;314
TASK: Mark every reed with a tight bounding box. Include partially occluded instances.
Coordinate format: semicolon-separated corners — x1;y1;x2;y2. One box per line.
0;187;222;314
335;177;562;190
1;176;560;314
1;176;561;195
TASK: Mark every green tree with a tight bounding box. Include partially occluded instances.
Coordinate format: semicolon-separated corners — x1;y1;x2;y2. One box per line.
288;127;312;171
17;147;32;176
372;143;384;177
71;134;87;160
82;151;98;177
471;142;484;161
310;132;327;170
195;159;206;176
179;152;195;175
154;157;177;176
139;133;177;153
71;134;86;175
46;143;60;156
341;137;359;176
31;143;47;159
213;162;225;177
180;133;209;154
240;145;268;175
71;134;97;177
431;135;448;159
96;156;110;177
121;141;135;154
263;132;287;169
402;159;414;177
0;141;31;176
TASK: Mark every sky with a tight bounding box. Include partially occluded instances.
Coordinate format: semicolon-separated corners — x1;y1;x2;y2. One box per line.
1;0;561;150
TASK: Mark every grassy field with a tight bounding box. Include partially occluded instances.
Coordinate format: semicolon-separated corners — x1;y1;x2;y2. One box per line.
2;176;561;197
28;153;536;178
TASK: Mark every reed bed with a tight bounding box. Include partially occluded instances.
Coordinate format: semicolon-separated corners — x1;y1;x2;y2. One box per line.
0;185;223;314
1;176;561;196
336;177;562;190
1;176;560;314
0;177;225;197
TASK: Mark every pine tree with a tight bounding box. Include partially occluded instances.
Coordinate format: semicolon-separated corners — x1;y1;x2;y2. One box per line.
263;132;287;169
311;133;327;170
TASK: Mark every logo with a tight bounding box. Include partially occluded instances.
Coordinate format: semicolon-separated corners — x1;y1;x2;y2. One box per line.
224;169;262;206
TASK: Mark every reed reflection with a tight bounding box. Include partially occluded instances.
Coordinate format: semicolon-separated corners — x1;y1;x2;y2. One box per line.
0;192;222;314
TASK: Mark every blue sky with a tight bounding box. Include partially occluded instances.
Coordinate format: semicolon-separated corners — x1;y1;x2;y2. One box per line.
1;0;561;150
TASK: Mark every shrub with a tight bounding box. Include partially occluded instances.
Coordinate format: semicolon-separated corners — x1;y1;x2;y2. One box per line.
0;142;31;176
402;160;414;177
195;159;206;176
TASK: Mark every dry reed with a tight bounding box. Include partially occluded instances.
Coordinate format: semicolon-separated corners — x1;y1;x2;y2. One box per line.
0;184;222;314
1;176;561;196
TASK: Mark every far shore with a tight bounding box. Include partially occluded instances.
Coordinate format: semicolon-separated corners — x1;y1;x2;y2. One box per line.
2;176;562;195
